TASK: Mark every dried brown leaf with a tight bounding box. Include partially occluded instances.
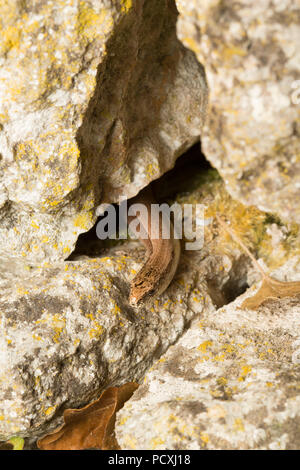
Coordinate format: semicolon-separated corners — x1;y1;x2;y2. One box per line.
240;277;300;311
37;382;138;450
0;442;13;450
216;214;300;311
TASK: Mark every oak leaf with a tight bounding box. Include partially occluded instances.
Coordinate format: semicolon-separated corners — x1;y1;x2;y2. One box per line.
37;382;138;450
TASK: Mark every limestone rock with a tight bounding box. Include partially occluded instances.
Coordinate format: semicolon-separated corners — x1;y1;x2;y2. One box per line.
176;0;300;223
0;175;247;441
1;171;299;443
0;243;203;440
116;262;300;450
0;0;207;264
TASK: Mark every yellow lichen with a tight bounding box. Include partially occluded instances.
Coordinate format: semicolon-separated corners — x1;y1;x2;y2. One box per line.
88;321;103;339
200;432;210;444
233;418;245;433
73;211;94;230
197;340;213;352
182;37;200;55
44;406;56;416
77;3;113;43
238;365;252;382
121;0;133;13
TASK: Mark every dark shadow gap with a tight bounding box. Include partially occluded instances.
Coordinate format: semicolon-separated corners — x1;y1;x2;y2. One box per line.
67;142;212;259
67;142;249;307
206;255;250;308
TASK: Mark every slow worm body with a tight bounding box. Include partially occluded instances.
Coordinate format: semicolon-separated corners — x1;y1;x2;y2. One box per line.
128;187;181;306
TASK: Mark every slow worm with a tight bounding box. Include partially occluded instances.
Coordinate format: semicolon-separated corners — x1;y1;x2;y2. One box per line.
128;186;181;306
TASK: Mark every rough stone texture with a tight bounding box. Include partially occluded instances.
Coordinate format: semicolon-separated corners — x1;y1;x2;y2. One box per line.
0;242;204;440
1;173;299;442
176;0;300;223
1;0;300;450
116;260;300;450
0;0;207;264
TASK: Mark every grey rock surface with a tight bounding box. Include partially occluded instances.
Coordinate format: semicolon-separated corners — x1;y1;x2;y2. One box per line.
0;0;207;263
0;175;252;441
1;0;300;447
2;174;299;443
176;0;300;223
0;243;201;440
116;259;300;450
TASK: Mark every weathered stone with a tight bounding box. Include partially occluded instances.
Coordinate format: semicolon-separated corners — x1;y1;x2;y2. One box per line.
116;263;300;450
1;173;299;443
0;243;203;440
176;0;300;223
0;0;207;263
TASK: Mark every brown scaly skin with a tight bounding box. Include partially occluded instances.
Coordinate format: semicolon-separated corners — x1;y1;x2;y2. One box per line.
128;186;181;306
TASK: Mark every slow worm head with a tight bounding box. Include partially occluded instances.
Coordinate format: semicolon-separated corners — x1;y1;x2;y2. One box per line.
128;187;181;306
